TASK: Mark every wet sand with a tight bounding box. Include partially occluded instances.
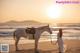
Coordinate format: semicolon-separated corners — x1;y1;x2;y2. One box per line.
0;38;80;53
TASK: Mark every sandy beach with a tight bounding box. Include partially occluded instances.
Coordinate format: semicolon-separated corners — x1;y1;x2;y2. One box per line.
0;37;80;53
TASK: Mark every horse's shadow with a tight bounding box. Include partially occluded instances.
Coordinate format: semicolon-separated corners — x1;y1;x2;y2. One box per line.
10;49;57;53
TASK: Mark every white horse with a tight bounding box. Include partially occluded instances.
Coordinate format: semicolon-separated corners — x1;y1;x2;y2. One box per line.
13;25;52;53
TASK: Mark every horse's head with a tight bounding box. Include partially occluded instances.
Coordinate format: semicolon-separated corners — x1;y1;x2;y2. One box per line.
44;24;52;34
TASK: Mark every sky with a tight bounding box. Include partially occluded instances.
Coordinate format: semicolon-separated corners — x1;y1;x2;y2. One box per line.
0;0;80;23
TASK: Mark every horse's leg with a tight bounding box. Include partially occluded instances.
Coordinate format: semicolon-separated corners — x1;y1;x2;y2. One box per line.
35;34;40;53
15;37;20;51
35;38;39;53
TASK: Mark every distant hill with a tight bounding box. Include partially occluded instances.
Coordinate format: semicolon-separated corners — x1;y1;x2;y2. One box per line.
0;20;47;27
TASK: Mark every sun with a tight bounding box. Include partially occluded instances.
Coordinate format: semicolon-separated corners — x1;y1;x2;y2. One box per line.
46;5;62;19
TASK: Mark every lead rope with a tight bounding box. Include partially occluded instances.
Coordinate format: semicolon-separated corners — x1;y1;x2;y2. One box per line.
50;34;54;44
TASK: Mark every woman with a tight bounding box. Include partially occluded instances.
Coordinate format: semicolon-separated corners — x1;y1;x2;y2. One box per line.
57;28;64;53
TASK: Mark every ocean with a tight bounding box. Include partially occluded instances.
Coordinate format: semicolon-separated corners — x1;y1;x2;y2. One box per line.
0;27;80;40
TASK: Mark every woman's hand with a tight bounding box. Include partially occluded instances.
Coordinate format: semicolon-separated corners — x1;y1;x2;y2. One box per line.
55;40;58;45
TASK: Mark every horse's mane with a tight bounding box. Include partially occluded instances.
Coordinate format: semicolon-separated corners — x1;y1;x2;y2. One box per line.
37;25;49;30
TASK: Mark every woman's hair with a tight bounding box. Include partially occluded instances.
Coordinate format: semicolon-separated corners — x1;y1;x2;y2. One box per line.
59;28;63;38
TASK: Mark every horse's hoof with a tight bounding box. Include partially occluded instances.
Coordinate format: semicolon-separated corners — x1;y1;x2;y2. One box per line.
35;51;39;53
15;49;19;51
